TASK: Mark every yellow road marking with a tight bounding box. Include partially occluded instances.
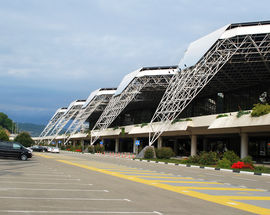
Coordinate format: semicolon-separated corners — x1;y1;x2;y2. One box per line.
146;181;221;184
36;154;270;215
36;154;54;158
138;176;193;179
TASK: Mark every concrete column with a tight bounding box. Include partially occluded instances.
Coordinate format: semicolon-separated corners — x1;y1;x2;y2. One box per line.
72;140;75;147
191;135;197;156
157;137;163;149
240;133;248;159
80;139;84;152
115;138;119;153
133;137;137;154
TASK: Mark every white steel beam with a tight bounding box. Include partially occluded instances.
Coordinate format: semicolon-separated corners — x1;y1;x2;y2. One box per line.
37;108;67;144
91;74;173;144
149;35;254;145
47;101;85;145
63;90;115;145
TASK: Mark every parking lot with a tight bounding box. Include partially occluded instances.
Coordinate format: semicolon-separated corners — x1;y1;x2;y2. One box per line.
0;153;269;215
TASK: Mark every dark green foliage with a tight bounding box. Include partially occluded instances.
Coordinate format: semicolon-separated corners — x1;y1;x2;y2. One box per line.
95;144;104;153
113;126;119;130
251;103;270;117
171;119;184;124
182;154;200;164
140;123;148;128
217;158;232;168
241;156;253;164
88;145;95;154
216;114;228;119
144;147;154;159
0;129;9;141
14;132;34;147
223;150;240;164
237;110;251;118
0;112;14;132
120;128;125;135
198;151;219;165
156;147;175;159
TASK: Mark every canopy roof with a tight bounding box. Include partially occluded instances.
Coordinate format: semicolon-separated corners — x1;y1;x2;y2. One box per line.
82;88;116;108
179;21;270;69
115;66;177;95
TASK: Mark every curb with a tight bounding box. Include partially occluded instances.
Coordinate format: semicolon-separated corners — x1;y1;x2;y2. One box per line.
61;151;270;177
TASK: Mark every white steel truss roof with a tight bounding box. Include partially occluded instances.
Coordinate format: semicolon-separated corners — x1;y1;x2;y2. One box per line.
37;107;67;144
46;100;85;144
149;21;270;145
63;88;116;145
91;66;177;144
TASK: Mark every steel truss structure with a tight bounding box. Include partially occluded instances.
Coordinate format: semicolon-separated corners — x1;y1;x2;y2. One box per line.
149;32;270;145
37;108;67;144
91;72;174;144
47;100;85;144
63;88;116;145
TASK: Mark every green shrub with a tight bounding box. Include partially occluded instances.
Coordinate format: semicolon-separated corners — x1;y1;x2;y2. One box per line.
144;147;154;159
237;110;251;118
95;144;104;153
216;114;228;119
141;123;148;128
251;103;270;117
223;150;240;164
217;158;232;168
88;145;95;154
241;156;253;164
113;126;119;130
120;128;125;135
171;119;184;124
156;147;175;159
183;154;200;164
0;129;9;141
60;146;66;150
198;151;219;165
14;132;34;147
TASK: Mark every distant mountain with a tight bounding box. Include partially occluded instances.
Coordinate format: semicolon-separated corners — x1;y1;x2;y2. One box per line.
18;123;45;137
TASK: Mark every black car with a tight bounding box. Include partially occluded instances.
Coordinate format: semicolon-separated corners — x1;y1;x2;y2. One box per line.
0;141;32;161
31;145;46;152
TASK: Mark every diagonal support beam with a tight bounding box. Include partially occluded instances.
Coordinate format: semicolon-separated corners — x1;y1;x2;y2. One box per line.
37;109;66;144
149;37;249;145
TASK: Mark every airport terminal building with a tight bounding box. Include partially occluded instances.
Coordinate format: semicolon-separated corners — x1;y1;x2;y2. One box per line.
37;21;270;162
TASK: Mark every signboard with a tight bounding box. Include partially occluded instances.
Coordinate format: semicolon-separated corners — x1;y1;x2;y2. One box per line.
100;141;103;145
51;141;56;145
135;140;140;146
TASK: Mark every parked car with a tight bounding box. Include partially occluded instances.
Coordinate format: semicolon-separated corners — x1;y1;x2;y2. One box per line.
31;145;46;152
0;141;32;161
51;147;60;153
47;147;52;152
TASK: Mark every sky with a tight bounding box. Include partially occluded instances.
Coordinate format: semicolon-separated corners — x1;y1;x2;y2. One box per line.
0;0;269;125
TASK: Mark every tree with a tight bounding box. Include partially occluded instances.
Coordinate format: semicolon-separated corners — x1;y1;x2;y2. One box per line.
0;129;9;141
14;132;34;147
0;112;14;132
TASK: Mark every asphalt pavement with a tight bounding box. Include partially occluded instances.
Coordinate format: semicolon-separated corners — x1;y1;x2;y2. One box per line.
0;152;269;215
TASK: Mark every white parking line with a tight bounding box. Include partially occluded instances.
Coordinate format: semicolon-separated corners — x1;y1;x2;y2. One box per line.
0;177;80;181
0;210;163;214
232;177;256;181
0;188;108;192
0;197;130;201
0;181;92;185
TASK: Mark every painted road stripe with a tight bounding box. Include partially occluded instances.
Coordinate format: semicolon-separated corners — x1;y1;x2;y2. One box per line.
0;197;130;201
37;155;270;215
0;177;80;181
0;181;92;185
0;188;108;192
0;210;163;214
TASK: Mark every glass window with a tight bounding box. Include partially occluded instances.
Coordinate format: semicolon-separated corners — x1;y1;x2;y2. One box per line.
13;143;21;149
